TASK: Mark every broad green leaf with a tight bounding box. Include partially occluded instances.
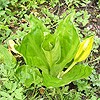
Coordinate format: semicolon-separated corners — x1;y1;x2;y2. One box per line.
42;72;61;87
0;53;4;64
51;13;80;75
60;64;92;86
16;15;50;73
44;64;92;87
0;45;16;69
16;65;42;87
42;34;61;68
43;64;92;87
74;36;94;62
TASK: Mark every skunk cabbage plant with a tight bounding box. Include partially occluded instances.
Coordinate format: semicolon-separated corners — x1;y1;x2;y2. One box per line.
16;13;94;87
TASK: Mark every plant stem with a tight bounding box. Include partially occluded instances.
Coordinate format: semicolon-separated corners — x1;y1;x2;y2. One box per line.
61;62;76;77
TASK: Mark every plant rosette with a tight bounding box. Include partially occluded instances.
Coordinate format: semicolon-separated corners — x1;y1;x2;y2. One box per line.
14;13;94;88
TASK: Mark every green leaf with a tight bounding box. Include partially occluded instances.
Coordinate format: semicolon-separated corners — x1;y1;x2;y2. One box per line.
16;65;42;87
42;34;61;69
42;72;61;87
0;45;16;69
52;13;80;75
74;36;94;62
16;15;50;73
60;64;92;86
43;64;92;87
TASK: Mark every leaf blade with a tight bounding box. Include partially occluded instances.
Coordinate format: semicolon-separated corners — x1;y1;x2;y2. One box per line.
60;64;93;86
16;15;50;73
0;45;16;69
52;13;80;75
16;65;42;87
